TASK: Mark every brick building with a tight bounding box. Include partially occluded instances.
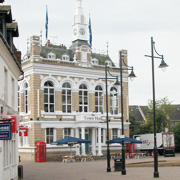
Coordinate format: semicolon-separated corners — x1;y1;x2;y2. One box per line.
18;0;131;161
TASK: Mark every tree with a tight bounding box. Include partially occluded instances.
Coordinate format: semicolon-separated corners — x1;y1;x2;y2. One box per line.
172;123;180;152
129;113;142;137
146;97;175;133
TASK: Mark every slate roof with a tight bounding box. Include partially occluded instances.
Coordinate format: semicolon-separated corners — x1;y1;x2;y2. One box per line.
40;42;115;66
129;105;148;122
129;105;180;122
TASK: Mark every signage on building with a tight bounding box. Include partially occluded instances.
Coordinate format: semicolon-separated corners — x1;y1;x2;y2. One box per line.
3;114;17;133
19;126;28;137
84;116;102;121
0;123;12;140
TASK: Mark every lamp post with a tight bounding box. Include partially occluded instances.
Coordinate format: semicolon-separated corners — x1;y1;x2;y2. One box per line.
104;63;119;172
114;50;136;175
105;63;111;172
145;37;168;178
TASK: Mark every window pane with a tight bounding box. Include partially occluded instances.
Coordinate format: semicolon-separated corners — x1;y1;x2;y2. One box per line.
84;106;88;112
62;105;66;112
62;89;65;94
50;95;54;103
79;97;82;104
84;97;88;105
50;89;54;93
67;96;71;103
67;105;71;113
44;104;48;112
50;105;54;112
84;91;88;96
67;90;71;95
44;88;48;93
79;106;82;112
62;95;66;103
44;95;48;103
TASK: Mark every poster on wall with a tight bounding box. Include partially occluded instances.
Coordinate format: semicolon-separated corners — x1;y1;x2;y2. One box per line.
0;123;12;140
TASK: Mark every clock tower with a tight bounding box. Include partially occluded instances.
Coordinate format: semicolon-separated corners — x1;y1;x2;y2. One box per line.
72;0;88;42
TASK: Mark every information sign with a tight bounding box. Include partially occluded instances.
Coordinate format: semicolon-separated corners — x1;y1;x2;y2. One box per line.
0;123;12;140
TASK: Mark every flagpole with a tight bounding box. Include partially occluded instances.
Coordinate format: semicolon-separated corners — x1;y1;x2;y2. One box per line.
45;5;48;46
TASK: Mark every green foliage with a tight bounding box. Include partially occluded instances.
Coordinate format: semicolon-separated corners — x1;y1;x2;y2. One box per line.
172;123;180;152
146;97;175;133
129;113;142;138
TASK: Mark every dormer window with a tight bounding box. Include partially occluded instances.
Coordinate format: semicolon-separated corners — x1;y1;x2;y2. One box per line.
105;60;112;67
62;54;70;61
91;58;99;65
48;52;56;59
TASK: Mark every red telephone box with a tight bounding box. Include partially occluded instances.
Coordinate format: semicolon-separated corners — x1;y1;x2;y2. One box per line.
36;142;46;162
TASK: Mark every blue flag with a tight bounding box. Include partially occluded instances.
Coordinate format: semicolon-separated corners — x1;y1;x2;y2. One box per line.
88;15;92;47
45;6;48;40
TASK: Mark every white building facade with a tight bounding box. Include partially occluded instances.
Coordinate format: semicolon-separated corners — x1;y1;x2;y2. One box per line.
0;3;22;180
18;0;130;162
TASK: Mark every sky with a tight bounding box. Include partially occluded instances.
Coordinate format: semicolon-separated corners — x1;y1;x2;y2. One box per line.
4;0;180;106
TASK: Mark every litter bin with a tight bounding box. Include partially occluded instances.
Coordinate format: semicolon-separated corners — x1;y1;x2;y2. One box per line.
18;165;23;179
114;157;122;171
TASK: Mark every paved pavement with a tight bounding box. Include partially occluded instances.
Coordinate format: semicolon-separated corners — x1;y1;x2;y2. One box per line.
20;154;180;180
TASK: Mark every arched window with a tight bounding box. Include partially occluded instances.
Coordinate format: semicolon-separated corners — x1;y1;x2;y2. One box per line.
62;82;72;113
79;84;88;112
24;83;28;114
110;87;118;114
44;81;54;112
95;85;104;113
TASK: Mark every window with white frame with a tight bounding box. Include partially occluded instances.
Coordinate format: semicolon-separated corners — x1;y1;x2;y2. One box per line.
91;58;99;65
62;82;72;113
79;84;88;112
105;60;112;67
110;87;118;114
64;128;71;138
112;128;118;139
18;85;20;112
97;128;104;143
11;77;15;108
46;128;54;144
24;82;28;114
62;54;70;61
4;67;8;102
19;134;29;147
44;81;55;112
95;85;104;113
47;52;56;59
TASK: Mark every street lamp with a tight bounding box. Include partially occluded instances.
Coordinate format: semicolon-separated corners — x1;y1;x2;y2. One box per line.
113;50;136;175
145;37;168;178
104;63;119;172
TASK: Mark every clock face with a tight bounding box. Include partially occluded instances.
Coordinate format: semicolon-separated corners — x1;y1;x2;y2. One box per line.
73;29;77;35
79;28;85;35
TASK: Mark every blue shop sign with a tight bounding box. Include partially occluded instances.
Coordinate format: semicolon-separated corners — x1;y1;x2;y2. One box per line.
0;123;12;140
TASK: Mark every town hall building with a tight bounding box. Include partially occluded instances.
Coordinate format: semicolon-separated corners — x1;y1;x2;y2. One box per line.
18;0;131;161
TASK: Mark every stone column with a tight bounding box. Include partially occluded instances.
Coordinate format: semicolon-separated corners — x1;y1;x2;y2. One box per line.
76;128;80;155
98;127;102;156
92;128;96;155
81;127;85;155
